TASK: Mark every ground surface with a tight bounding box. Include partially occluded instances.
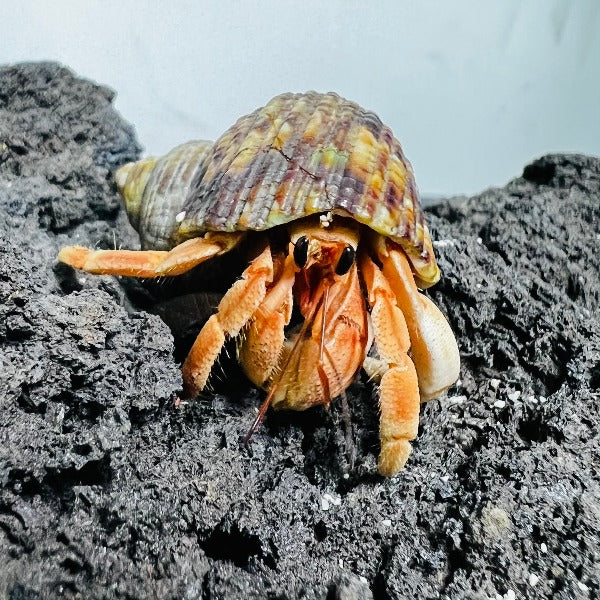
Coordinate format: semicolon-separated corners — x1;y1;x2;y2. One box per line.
0;63;598;600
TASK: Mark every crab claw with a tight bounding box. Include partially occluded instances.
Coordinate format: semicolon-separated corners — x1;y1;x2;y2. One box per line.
378;241;460;401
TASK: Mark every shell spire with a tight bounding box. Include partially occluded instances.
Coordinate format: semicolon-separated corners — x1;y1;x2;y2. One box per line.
116;141;213;250
115;156;158;233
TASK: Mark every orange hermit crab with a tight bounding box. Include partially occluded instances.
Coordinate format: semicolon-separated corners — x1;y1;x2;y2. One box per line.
58;92;460;476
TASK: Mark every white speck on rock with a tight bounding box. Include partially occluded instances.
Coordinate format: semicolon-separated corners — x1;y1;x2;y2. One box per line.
175;211;186;223
539;395;548;403
322;493;341;508
359;576;368;584
577;582;589;592
494;400;506;409
505;590;516;600
433;239;456;248
507;390;521;401
440;475;450;483
477;237;483;244
540;542;548;553
490;378;501;390
448;395;467;405
529;573;539;586
382;519;392;527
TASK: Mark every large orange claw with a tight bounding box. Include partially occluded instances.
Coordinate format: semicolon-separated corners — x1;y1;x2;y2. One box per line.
376;240;460;401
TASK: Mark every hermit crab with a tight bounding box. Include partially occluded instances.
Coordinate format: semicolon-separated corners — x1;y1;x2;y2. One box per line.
58;92;460;476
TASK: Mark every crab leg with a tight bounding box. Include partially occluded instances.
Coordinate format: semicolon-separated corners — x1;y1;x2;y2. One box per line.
57;232;244;278
374;238;460;401
182;244;274;397
239;252;296;388
360;253;420;476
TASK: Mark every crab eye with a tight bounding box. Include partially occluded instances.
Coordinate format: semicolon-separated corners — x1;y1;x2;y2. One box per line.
293;235;309;268
335;245;355;276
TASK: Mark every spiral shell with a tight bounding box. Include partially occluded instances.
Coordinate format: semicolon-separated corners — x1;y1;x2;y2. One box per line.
116;140;213;250
117;92;439;285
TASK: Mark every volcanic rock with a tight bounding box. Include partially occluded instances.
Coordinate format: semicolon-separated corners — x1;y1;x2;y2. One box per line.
0;63;598;599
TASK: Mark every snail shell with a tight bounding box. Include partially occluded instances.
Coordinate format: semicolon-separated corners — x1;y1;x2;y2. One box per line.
116;140;212;250
116;92;439;285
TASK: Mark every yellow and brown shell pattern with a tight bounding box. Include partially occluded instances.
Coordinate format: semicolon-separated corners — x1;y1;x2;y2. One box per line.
120;92;439;286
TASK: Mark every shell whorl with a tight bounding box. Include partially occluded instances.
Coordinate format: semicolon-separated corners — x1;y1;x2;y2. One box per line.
116;141;213;250
115;156;158;234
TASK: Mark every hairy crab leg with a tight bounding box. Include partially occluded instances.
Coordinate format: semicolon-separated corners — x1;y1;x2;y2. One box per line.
242;279;330;444
182;244;273;397
316;284;333;405
360;252;421;476
239;252;297;388
57;232;244;278
373;237;460;401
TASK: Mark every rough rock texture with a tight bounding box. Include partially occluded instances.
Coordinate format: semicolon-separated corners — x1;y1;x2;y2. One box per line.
0;63;598;599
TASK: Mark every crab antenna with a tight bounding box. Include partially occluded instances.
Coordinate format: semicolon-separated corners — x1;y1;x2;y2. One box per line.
339;389;356;471
319;285;330;364
315;282;356;464
316;284;332;405
242;279;332;445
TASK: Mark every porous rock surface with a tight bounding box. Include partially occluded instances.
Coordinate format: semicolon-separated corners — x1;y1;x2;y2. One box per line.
0;63;598;599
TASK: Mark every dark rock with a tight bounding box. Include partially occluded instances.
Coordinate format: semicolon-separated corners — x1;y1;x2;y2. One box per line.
0;63;598;599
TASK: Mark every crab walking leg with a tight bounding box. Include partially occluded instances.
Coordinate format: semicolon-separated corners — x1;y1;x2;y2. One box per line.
182;244;274;397
375;239;460;401
57;232;244;278
239;253;296;388
361;254;420;476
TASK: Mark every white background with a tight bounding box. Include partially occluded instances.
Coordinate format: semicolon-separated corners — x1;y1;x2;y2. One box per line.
2;0;599;197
